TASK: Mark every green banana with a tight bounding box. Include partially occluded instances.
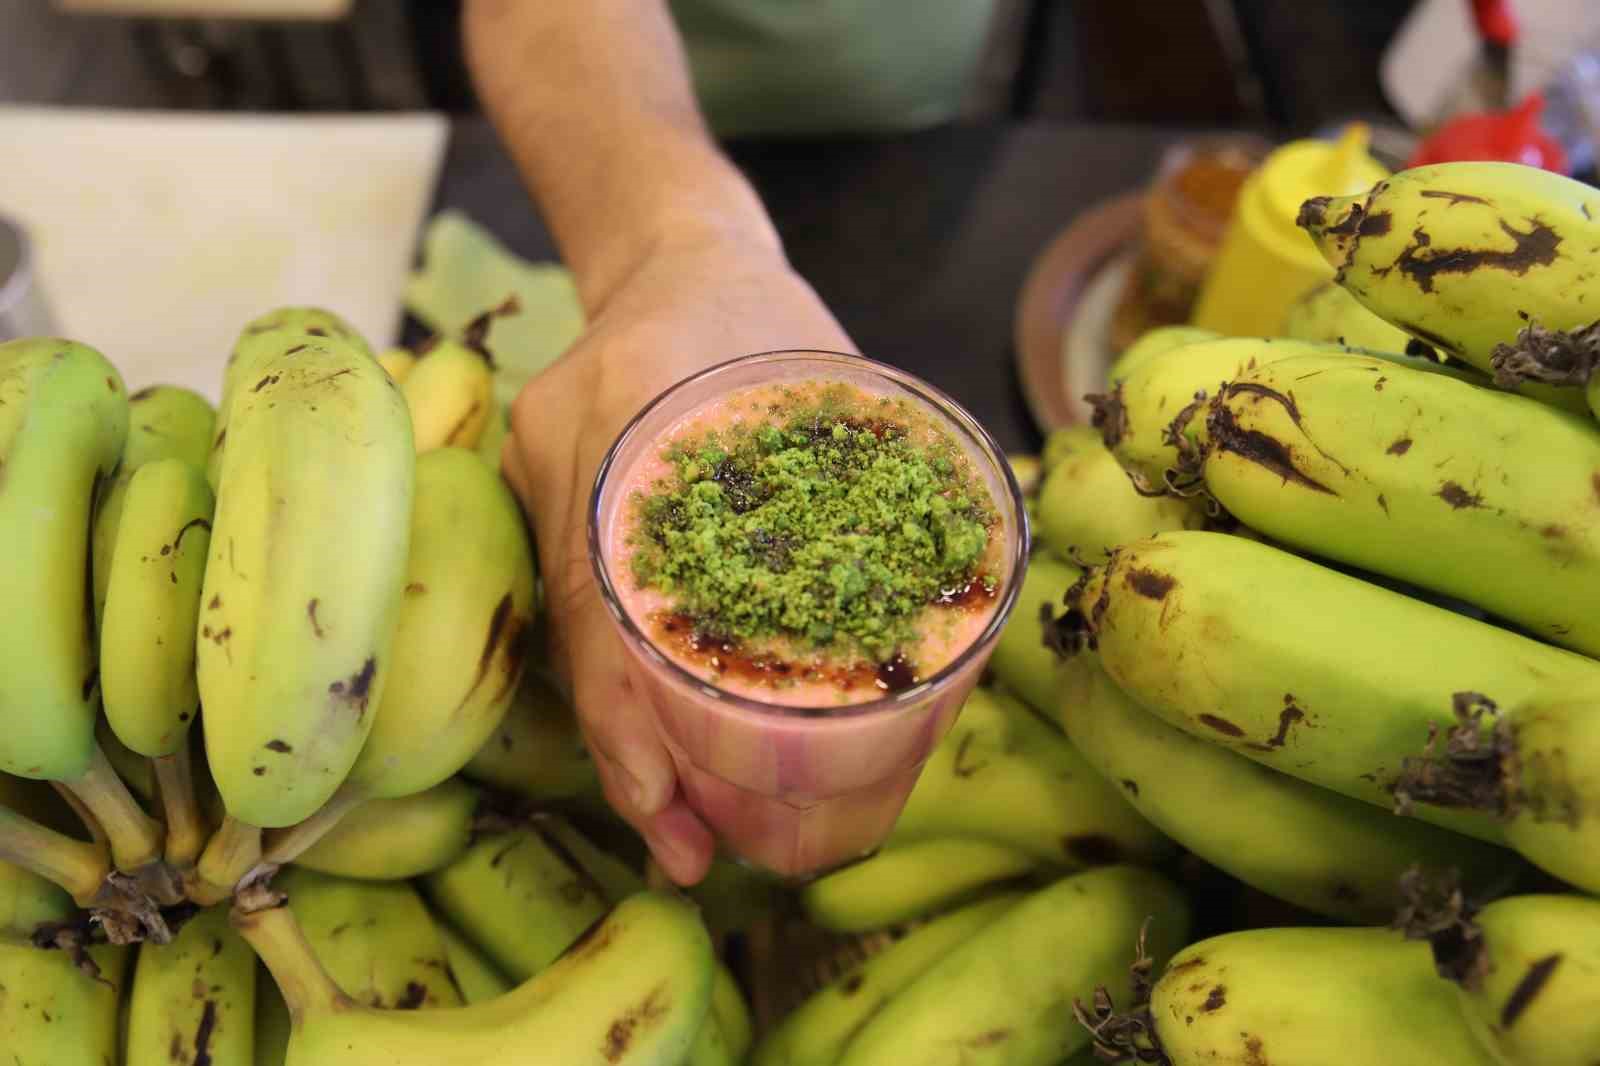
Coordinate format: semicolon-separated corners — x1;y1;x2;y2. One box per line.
709;963;753;1064
254;963;291;1066
206;307;374;490
1396;689;1600;895
1089;926;1496;1066
95;716;155;804
753;892;1024;1066
1413;892;1600;1066
436;917;512;1004
1056;531;1600;842
463;668;600;803
0;337;126;781
272;865;461;1008
234;889;713;1066
477;400;510;470
1104;326;1220;387
989;554;1078;717
402;338;495;452
888;686;1171;868
195;328;413;903
0;861;75;944
1091;335;1473;494
1297;161;1600;407
801;836;1037;933
1034;426;1208;564
837;865;1189;1066
1185;351;1600;658
1280;277;1416;352
1008;453;1042;500
261;446;534;867
1060;659;1518;923
420;825;608;981
125;902;256;1066
0;939;130;1066
292;777;480;881
538;813;645;903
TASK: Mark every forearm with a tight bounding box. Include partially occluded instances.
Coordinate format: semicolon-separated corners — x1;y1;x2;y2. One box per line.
462;0;783;314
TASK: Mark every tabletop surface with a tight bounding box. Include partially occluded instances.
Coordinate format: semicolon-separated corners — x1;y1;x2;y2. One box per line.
431;116;1192;455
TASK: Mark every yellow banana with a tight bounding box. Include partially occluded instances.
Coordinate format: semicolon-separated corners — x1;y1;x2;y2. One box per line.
95;716;155;804
260;446;534;868
125;902;256;1066
1187;352;1600;657
1297;161;1600;405
753;892;1024;1066
402;338;495;451
1408;891;1600;1066
1034;426;1208;564
377;347;418;383
435;917;512;1004
0;939;130;1066
709;964;753;1064
292;777;480;881
194;329;412;900
888;687;1171;868
234;889;713;1066
477;400;510;471
800;836;1036;933
1104;325;1220;387
1086;926;1496;1066
420;825;609;981
272;865;461;1008
837;865;1189;1066
0;860;75;944
206;307;373;491
1060;659;1518;924
463;667;600;803
989;554;1078;716
1093;335;1474;494
1057;531;1600;843
1007;452;1042;499
1280;276;1417;353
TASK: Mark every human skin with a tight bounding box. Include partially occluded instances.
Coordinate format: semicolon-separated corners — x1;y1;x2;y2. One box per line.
462;0;856;884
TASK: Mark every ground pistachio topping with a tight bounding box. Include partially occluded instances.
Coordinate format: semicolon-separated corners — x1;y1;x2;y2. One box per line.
627;384;996;663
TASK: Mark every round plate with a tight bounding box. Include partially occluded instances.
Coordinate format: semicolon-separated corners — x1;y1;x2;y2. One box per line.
1014;193;1144;431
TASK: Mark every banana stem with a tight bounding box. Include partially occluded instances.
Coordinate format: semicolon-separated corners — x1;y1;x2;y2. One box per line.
259;785;366;868
190;815;263;906
153;747;207;871
58;744;165;872
48;782;109;847
230;889;349;1017
0;803;111;905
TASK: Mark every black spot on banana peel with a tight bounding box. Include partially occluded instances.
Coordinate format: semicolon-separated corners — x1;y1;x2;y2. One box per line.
1418;190;1492;208
1377;218;1562;295
1436;482;1485;510
604;982;672;1063
1125;569;1175;600
1198;714;1245;738
1201;985;1226;1012
1206;403;1335;496
193;999;218;1066
327;656;378;716
394;981;428;1011
1499;954;1563;1029
1088;384;1129;449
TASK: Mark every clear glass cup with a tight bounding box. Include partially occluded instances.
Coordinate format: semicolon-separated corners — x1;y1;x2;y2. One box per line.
589;350;1029;878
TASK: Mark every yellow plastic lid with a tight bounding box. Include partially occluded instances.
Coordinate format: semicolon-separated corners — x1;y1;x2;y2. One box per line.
1255;122;1390;256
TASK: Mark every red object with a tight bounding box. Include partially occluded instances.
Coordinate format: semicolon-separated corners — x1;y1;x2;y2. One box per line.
1470;0;1518;47
1406;93;1570;173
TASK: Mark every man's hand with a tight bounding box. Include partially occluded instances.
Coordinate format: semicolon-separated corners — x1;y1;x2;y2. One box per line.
500;234;854;884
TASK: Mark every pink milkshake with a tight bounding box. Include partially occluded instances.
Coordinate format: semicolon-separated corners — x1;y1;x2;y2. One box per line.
589;351;1028;877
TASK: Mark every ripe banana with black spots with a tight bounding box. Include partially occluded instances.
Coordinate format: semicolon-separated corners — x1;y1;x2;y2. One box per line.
1055;532;1600;842
753;892;1024;1066
800;836;1036;933
1034;427;1209;565
273;865;462;1008
888;687;1171;869
1412;891;1600;1066
837;865;1189;1066
234;888;714;1066
1059;659;1518;923
292;777;480;881
0;938;130;1066
420;825;609;981
194;329;412;899
1083;926;1496;1066
403;338;495;451
206;307;373;490
1185;352;1600;657
1297;161;1600;407
989;554;1078;716
260;446;533;869
125;902;256;1066
1280;276;1416;352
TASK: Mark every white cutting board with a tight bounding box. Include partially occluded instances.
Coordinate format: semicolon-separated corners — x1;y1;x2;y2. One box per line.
0;106;448;401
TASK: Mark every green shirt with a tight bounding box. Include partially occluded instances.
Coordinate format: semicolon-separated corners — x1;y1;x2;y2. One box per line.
671;0;1000;137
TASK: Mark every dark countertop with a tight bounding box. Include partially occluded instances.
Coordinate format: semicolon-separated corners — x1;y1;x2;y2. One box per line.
432;116;1189;454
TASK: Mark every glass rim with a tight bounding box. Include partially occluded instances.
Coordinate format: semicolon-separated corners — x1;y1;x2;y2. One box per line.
586;348;1031;721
